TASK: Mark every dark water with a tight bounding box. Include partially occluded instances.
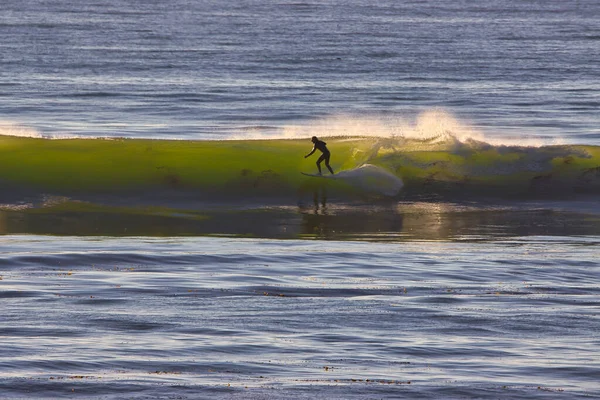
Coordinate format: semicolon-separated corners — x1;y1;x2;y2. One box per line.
2;0;600;398
1;236;599;399
3;200;600;241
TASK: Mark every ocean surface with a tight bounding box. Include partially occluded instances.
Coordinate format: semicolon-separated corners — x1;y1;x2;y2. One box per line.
1;0;600;398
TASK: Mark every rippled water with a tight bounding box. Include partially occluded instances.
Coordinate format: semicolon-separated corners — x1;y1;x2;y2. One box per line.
1;0;599;143
1;236;599;399
2;0;600;398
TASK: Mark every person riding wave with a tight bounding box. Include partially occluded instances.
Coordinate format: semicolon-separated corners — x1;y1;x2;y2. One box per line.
304;136;334;175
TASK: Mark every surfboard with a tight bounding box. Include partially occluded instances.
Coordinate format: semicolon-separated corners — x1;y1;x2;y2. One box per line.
301;172;336;179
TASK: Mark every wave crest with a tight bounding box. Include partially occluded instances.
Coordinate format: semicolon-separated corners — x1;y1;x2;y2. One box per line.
0;121;43;138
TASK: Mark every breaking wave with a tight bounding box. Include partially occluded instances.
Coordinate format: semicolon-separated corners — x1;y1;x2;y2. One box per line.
1;132;599;204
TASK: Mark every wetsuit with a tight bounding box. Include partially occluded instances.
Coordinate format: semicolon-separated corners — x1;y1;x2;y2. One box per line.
306;139;334;175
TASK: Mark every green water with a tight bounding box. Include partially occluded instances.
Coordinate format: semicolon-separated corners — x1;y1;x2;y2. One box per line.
1;135;599;199
2;135;600;237
0;136;371;196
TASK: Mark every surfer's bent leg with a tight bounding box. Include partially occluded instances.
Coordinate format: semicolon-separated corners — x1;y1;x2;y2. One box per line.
316;154;325;175
324;153;334;175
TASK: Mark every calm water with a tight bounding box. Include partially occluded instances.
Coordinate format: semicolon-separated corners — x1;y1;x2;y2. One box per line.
1;0;600;399
1;236;599;399
1;0;599;142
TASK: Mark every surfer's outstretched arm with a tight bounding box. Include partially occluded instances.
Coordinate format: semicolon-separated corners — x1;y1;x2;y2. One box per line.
304;146;316;158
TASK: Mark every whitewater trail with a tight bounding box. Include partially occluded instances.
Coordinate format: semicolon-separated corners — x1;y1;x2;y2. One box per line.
334;164;404;197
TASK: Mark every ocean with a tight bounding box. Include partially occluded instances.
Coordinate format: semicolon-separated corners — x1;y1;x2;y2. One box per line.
1;0;599;398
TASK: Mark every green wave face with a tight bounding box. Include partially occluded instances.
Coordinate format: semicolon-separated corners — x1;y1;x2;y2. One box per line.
1;135;600;200
2;135;600;238
0;136;386;201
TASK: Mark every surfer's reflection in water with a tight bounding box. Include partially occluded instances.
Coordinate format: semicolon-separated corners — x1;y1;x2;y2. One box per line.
313;186;328;215
304;136;334;175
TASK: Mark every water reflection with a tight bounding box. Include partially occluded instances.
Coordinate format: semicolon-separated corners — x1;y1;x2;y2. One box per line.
1;200;600;241
312;187;328;216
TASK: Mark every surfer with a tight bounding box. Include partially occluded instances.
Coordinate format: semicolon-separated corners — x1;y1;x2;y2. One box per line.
304;136;334;175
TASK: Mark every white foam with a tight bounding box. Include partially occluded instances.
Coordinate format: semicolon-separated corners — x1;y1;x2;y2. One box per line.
335;164;404;197
0;121;43;138
1;113;564;147
229;109;480;141
229;109;561;148
0;121;133;140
